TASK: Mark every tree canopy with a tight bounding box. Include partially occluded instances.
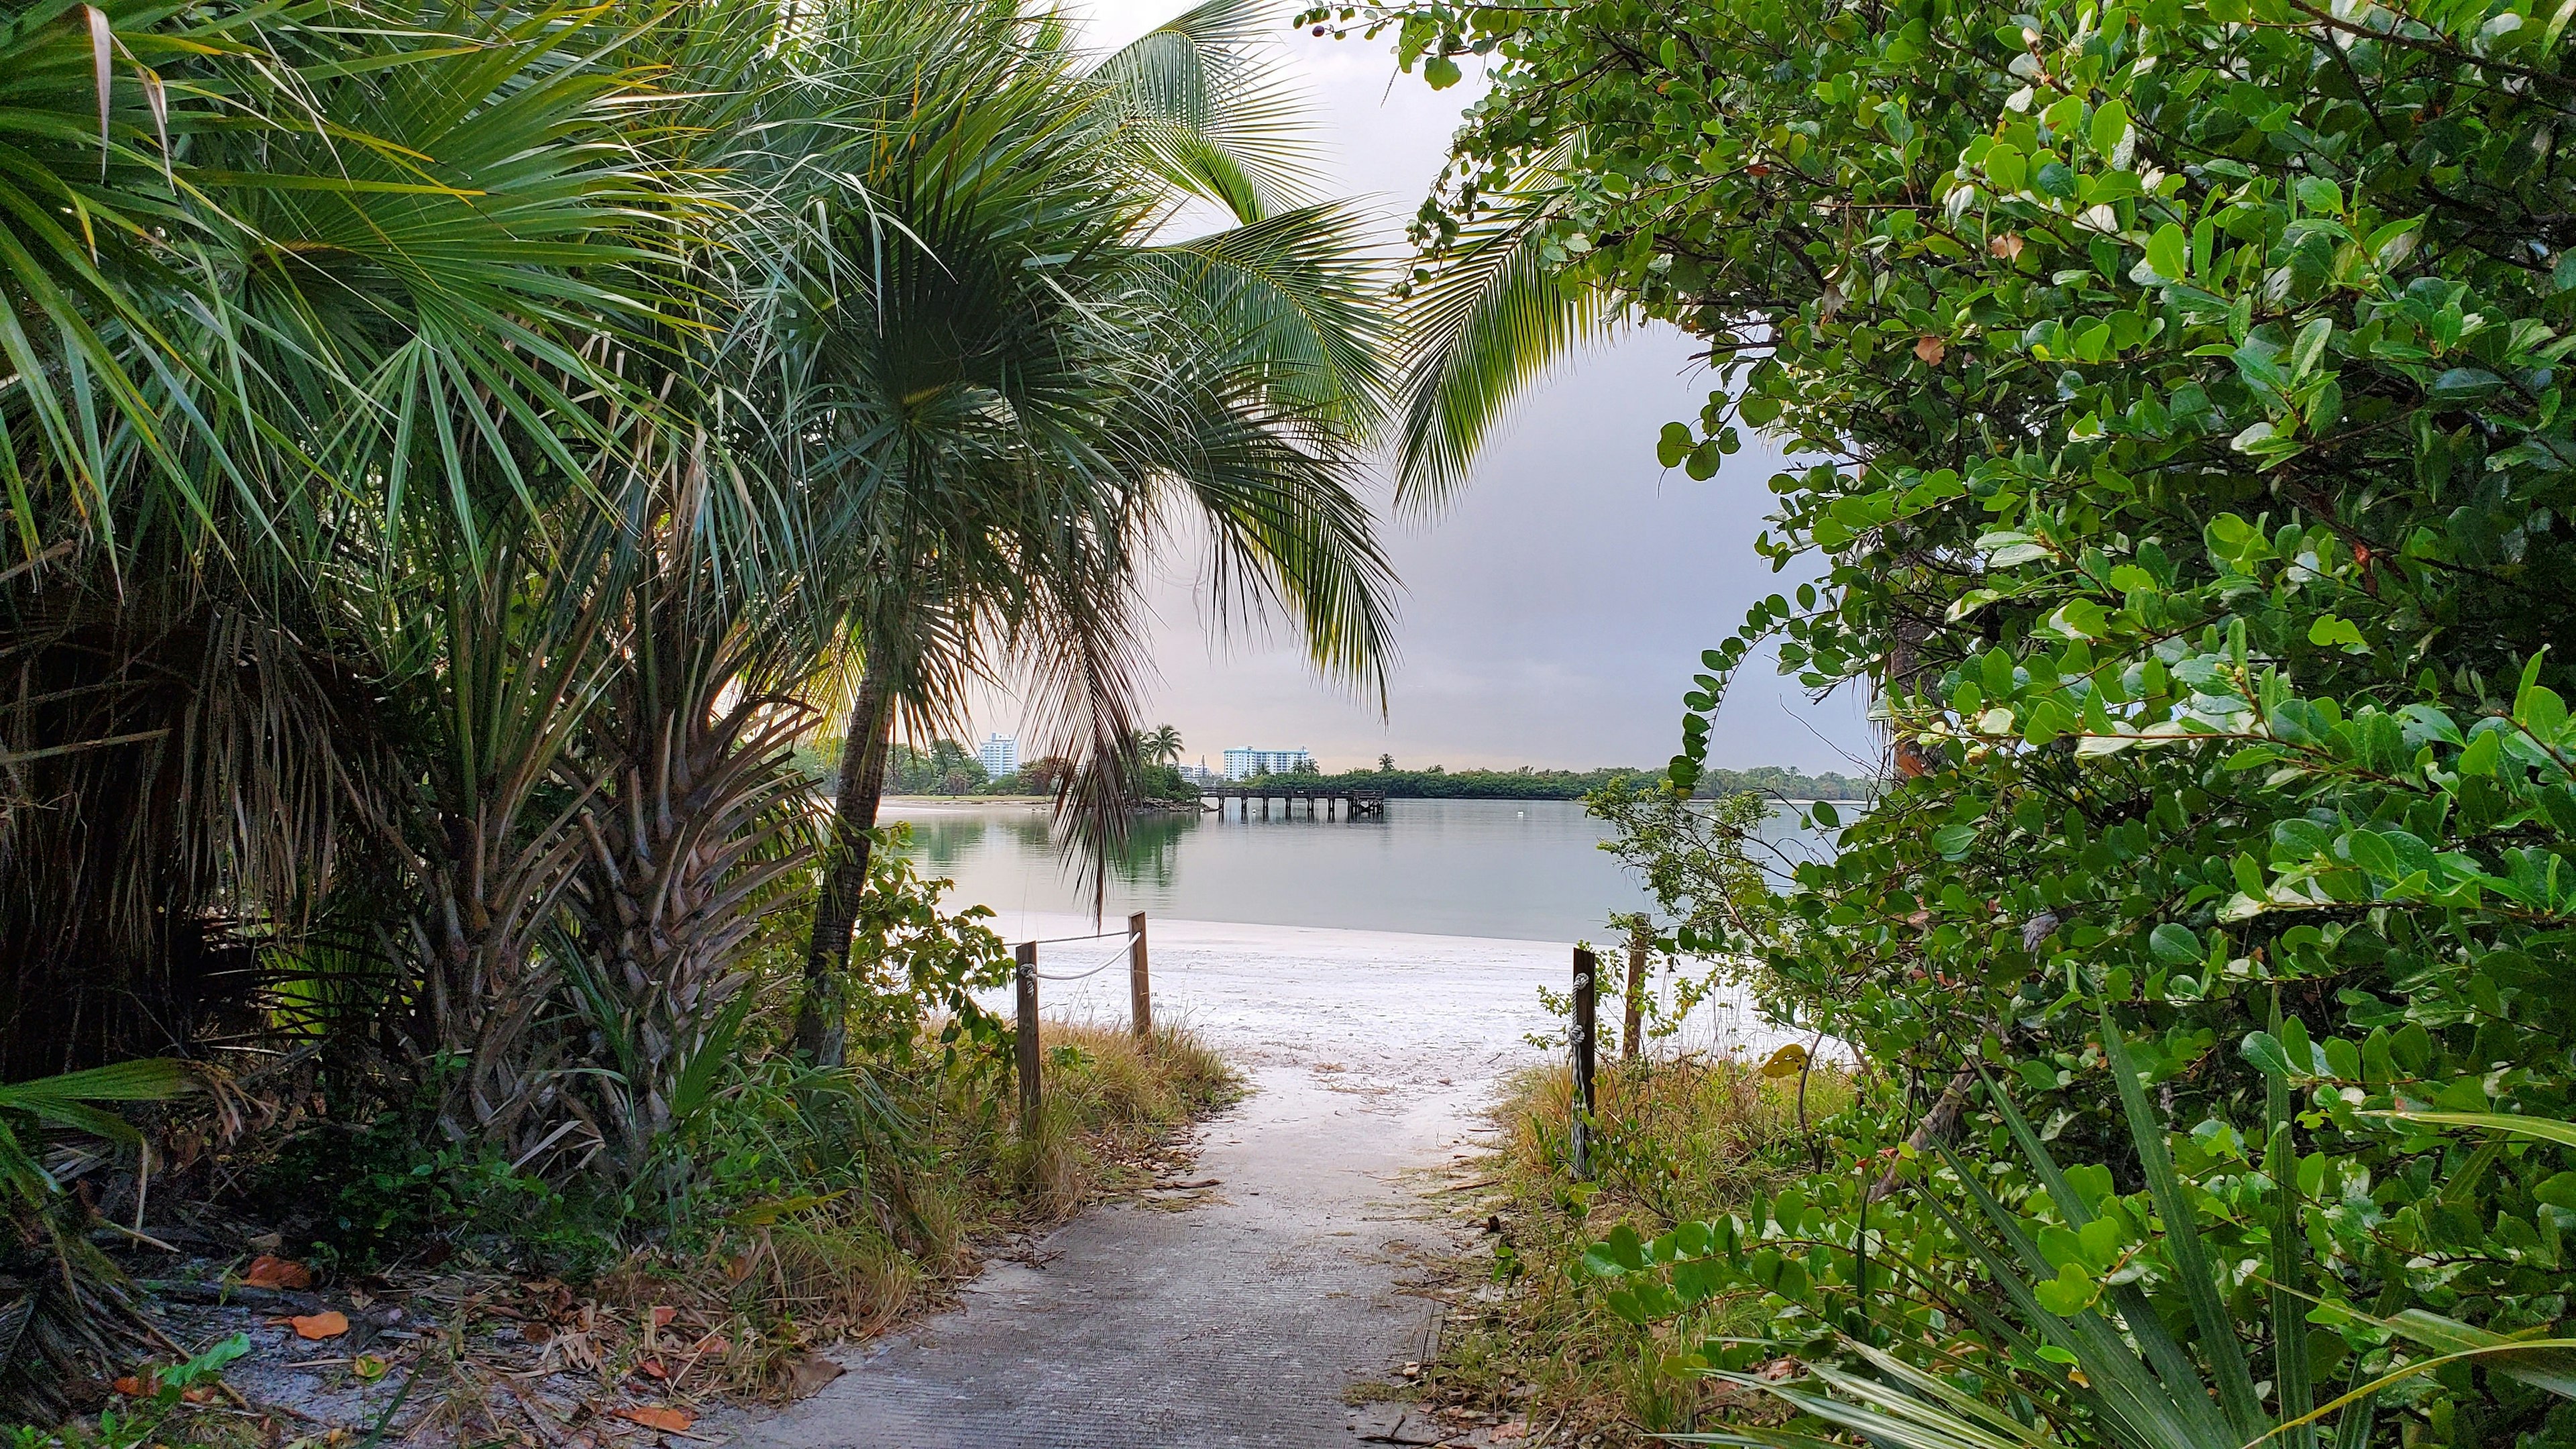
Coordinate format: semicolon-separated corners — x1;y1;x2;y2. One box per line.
1324;0;2576;1437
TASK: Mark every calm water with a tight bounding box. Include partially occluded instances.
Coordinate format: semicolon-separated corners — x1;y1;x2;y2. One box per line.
883;796;1831;945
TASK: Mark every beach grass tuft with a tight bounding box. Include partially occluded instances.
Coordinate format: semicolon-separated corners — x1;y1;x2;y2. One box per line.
1421;1053;1849;1444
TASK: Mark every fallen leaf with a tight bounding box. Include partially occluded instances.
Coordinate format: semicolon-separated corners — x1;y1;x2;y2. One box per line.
688;1334;730;1358
244;1254;312;1290
614;1406;694;1433
521;1322;553;1344
649;1305;676;1329
111;1376;146;1397
1914;335;1947;366
784;1354;842;1397
290;1311;350;1340
352;1354;388;1382
182;1386;217;1404
637;1357;668;1381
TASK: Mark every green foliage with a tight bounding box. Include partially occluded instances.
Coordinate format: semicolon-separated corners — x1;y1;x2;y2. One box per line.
892;741;993;796
835;834;1016;1071
9;1333;254;1449
1338;0;2576;1438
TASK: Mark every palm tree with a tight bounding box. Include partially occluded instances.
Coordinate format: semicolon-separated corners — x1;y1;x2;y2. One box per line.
763;0;1402;1061
1142;724;1186;767
1;0;702;1077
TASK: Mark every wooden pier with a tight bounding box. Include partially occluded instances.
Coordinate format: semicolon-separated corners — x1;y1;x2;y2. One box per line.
1198;785;1385;818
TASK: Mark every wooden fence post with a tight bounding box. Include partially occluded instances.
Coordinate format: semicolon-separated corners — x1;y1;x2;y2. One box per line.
1128;912;1152;1042
1016;941;1040;1136
1623;922;1651;1061
1571;946;1597;1179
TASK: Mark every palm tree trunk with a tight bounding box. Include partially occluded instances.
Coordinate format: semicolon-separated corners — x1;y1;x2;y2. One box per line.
794;652;896;1065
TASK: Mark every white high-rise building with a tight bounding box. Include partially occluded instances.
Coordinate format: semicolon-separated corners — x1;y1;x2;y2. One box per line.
1222;747;1312;780
977;733;1020;777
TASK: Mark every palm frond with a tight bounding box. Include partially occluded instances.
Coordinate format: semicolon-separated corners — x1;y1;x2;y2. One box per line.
1391;156;1609;513
1087;0;1318;223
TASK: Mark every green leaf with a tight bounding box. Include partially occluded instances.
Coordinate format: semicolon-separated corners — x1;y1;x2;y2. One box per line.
2242;1030;2295;1077
2149;922;2201;965
2146;222;2188;281
2033;1260;2099;1315
2459;728;2502;775
2515;681;2569;741
2088;99;2129;157
1423;54;1462;89
1986;142;2027;193
2427;367;2505;405
2361;1108;2576;1152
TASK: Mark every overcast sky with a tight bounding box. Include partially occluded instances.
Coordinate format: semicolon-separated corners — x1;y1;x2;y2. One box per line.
973;3;1876;776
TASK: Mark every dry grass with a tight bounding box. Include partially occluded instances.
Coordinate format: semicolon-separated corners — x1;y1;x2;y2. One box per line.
1418;1053;1850;1446
592;1020;1238;1387
1003;1020;1240;1218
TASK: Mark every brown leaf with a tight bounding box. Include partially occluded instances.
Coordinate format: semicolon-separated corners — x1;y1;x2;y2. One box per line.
1987;231;2025;260
784;1354;843;1398
615;1406;694;1433
290;1311;349;1340
1914;335;1947;366
111;1376;146;1397
243;1254;312;1290
649;1305;676;1329
637;1357;668;1381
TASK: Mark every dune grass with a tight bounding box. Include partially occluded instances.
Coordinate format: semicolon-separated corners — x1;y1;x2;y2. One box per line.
1423;1054;1849;1444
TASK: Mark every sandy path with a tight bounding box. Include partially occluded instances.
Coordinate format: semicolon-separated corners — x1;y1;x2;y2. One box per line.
727;919;1791;1449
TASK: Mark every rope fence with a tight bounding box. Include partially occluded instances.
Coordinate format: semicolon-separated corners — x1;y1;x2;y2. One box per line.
1010;914;1155;1136
1014;928;1141;949
1031;930;1137;981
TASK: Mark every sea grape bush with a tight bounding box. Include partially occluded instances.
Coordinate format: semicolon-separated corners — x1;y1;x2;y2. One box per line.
1320;0;2576;1437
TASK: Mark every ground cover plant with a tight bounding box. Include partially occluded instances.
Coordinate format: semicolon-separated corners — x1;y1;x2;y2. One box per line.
1321;0;2576;1440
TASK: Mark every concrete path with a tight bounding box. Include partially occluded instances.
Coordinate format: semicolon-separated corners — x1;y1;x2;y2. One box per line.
727;920;1794;1449
737;1063;1483;1449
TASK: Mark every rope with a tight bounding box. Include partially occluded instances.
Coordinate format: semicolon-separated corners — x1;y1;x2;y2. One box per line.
1014;928;1138;948
1032;933;1134;982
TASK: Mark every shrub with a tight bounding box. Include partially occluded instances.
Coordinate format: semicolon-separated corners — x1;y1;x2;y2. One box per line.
1346;0;2576;1438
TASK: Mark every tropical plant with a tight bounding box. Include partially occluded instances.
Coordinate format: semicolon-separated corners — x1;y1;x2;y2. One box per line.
1141;724;1186;767
0;1061;193;1422
773;0;1401;1061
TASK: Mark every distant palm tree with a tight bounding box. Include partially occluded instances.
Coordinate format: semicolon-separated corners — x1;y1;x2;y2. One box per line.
1142;724;1185;767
